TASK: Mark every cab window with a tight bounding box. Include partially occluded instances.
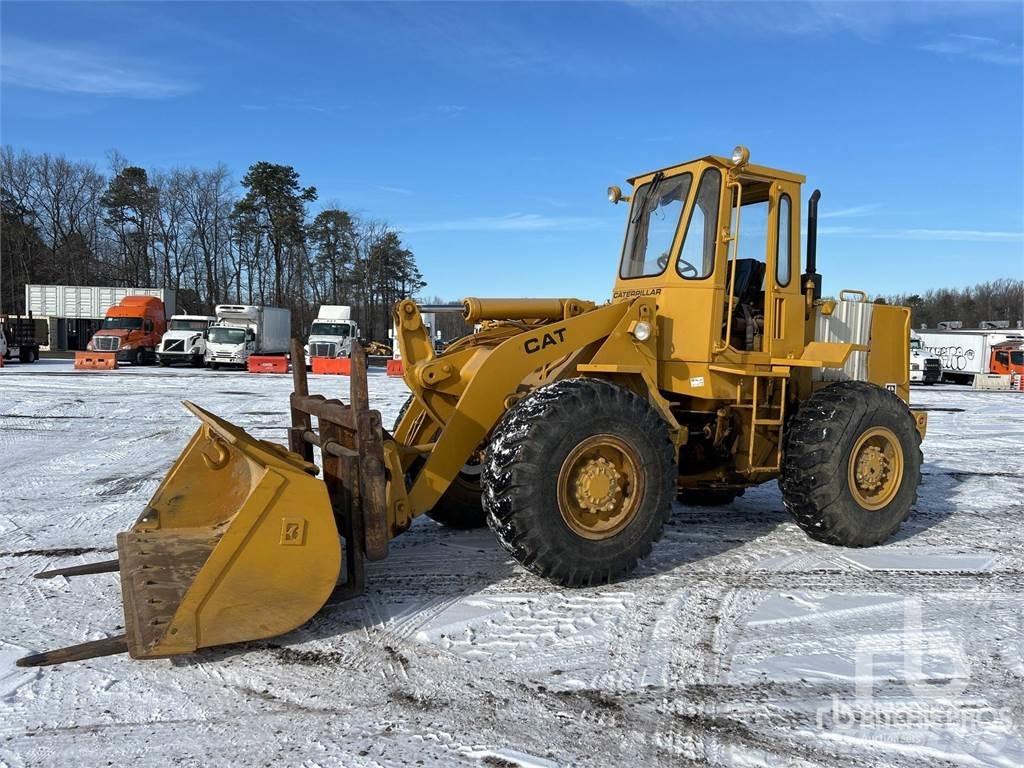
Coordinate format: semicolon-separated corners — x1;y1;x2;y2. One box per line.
677;168;721;279
996;351;1009;365
776;194;792;286
619;173;692;279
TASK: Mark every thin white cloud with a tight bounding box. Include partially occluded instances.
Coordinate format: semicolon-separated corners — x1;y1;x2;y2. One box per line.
820;203;883;219
376;185;414;196
919;33;1021;65
820;226;1022;242
1;38;194;98
403;213;603;233
895;228;1024;242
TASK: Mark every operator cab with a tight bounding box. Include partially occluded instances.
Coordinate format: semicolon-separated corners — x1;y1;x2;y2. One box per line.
611;146;805;366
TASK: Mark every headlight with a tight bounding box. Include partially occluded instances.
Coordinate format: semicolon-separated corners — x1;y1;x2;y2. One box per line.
910;363;920;371
631;321;652;342
122;343;133;351
731;145;750;166
86;341;94;351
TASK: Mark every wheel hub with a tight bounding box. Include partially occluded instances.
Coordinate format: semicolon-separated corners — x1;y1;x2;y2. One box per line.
573;457;622;512
847;426;904;510
854;446;889;491
557;434;645;541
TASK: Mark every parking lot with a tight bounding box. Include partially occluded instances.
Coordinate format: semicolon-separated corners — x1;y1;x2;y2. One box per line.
1;361;1022;767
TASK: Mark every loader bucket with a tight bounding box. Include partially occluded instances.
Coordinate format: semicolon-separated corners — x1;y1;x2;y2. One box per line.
119;401;341;658
19;340;388;667
18;401;341;666
74;351;118;370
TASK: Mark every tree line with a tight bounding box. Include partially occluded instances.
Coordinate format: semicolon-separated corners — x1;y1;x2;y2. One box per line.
0;146;427;341
876;279;1023;330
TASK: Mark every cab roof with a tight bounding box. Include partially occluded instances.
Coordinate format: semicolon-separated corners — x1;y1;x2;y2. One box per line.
627;155;806;185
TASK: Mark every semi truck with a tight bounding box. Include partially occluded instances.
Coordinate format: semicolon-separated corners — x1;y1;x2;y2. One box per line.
78;296;166;367
303;305;360;366
157;315;217;367
909;330;942;385
917;328;1024;384
205;305;291;370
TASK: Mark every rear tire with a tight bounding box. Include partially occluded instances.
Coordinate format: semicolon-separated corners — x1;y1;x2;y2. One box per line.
779;381;922;547
393;396;486;529
483;378;674;586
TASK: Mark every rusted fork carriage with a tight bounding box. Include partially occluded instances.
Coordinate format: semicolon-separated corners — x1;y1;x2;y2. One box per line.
19;341;386;666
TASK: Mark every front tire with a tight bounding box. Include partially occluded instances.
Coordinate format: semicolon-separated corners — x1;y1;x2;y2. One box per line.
483;378;674;586
780;381;922;547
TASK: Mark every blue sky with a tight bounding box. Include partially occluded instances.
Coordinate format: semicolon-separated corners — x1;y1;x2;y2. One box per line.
2;1;1022;302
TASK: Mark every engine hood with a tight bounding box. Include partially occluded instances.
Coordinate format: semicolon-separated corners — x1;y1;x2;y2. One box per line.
162;330;204;341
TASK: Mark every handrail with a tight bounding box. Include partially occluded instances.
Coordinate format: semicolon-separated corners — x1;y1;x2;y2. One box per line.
715;178;744;353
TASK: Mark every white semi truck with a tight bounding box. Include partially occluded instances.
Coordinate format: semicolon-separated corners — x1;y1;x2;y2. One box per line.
205;305;291;370
157;315;216;367
304;305;360;366
909;330;942;385
917;328;1024;384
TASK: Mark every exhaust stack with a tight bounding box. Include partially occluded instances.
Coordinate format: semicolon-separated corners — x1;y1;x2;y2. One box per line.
803;188;822;301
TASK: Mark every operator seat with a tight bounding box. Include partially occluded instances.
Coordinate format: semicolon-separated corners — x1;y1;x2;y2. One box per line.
725;259;767;351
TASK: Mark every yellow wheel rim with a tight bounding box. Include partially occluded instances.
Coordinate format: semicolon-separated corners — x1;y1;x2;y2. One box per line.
847;426;904;511
557;434;644;541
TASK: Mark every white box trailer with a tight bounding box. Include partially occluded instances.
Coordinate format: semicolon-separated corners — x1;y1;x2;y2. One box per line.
206;305;291;368
917;329;1024;383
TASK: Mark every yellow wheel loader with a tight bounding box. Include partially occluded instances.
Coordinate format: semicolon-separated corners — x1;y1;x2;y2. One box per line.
19;146;927;667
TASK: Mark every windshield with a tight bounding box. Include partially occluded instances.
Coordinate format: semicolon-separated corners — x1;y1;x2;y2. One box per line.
169;319;210;332
619;173;693;279
910;339;922;350
208;327;247;344
102;317;142;330
1012;351;1023;366
310;322;351;337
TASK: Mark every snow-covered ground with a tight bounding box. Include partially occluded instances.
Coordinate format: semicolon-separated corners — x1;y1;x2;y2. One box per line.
1;360;1022;767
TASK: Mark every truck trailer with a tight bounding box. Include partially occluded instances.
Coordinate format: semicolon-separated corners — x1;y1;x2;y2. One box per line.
1;314;41;364
917;328;1024;384
205;305;291;370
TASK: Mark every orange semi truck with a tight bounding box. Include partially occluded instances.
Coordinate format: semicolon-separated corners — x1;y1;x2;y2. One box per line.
75;296;167;369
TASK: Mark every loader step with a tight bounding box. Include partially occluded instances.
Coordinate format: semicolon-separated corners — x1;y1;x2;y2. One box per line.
118;528;222;658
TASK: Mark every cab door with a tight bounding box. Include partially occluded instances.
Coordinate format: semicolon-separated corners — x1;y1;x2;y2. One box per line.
765;181;803;360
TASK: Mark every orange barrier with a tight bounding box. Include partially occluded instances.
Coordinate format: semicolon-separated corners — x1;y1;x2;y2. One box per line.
311;356;351;375
386;359;404;377
74;351;118;370
247;355;289;374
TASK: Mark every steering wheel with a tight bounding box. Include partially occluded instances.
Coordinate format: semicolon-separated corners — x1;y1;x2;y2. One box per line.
677;258;698;277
